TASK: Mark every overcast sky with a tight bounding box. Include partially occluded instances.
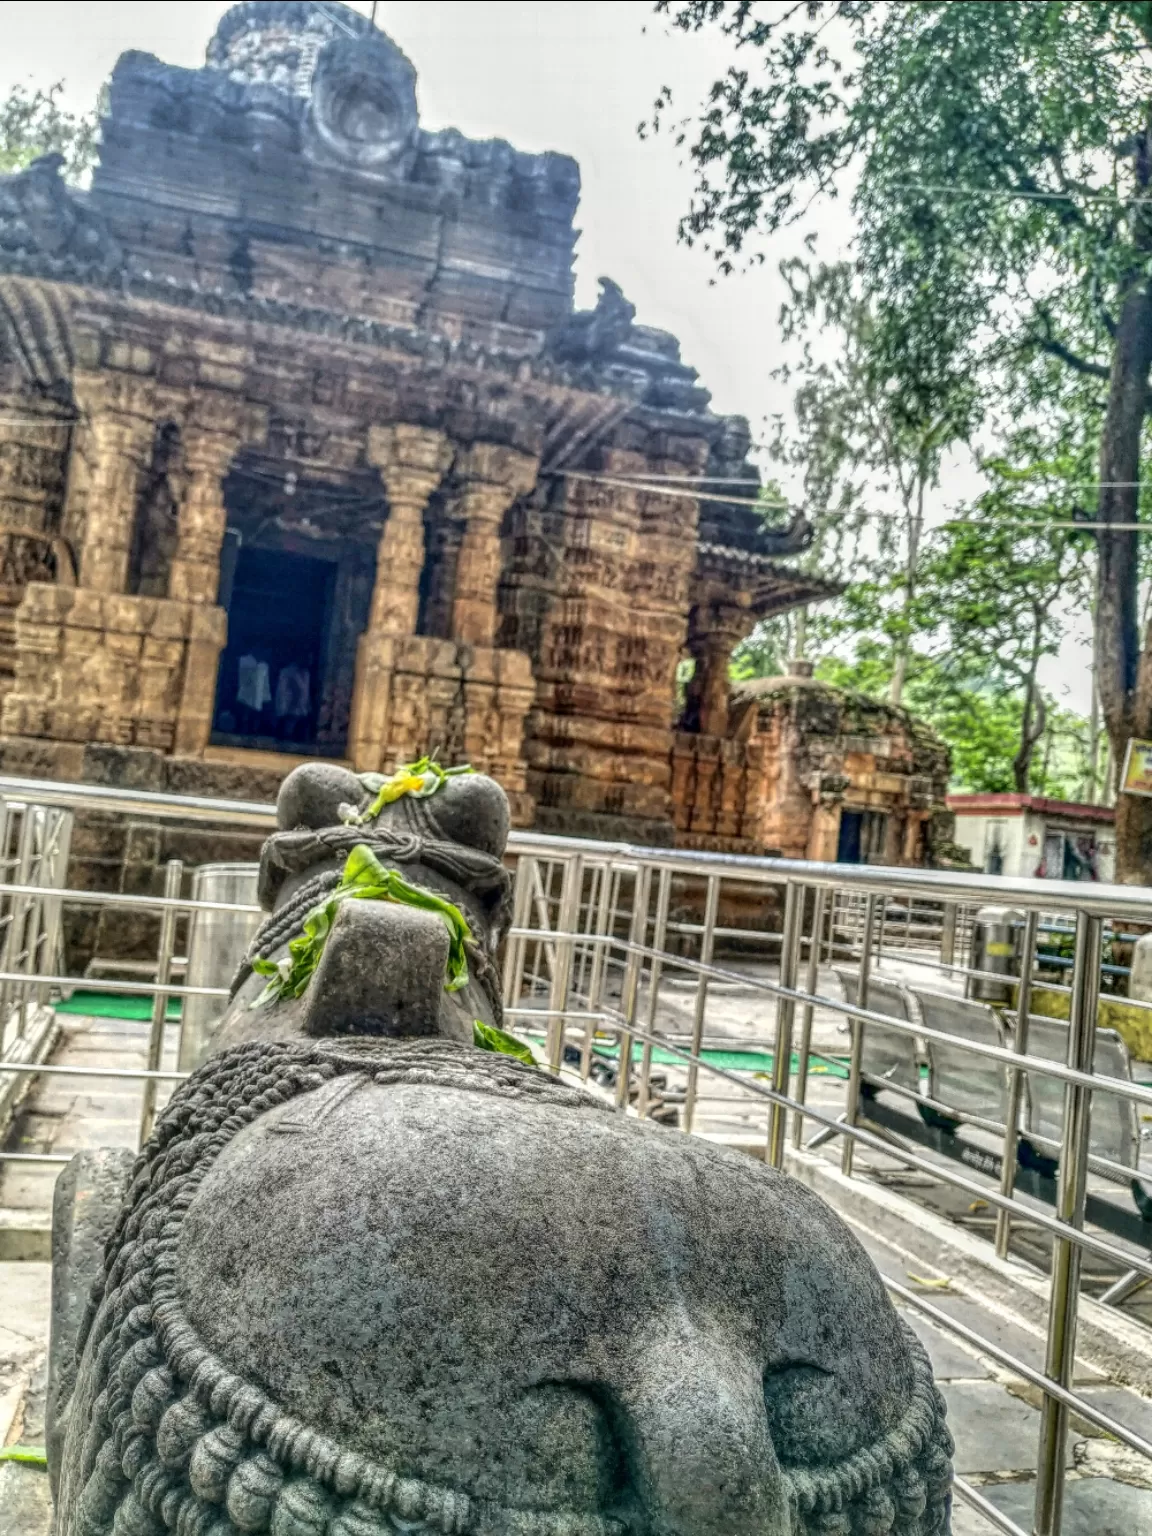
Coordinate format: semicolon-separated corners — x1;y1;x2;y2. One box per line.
0;0;1094;713
0;1;801;429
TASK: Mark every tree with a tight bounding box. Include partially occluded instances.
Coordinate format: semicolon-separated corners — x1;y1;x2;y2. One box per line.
0;81;99;181
650;1;1152;880
769;260;968;702
914;435;1094;791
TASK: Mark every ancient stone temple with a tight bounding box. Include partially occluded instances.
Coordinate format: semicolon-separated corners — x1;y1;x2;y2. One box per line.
0;0;835;845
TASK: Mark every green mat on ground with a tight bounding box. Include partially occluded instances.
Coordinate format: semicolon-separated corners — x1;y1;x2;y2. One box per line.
52;1000;847;1079
525;1035;848;1077
56;992;182;1021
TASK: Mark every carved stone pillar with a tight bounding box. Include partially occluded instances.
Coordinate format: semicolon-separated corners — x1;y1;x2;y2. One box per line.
683;609;748;739
75;407;155;593
168;436;238;606
365;424;454;635
448;442;538;647
349;426;453;771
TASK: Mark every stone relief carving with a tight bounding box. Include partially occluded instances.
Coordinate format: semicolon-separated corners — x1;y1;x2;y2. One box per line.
305;34;419;174
47;760;953;1536
550;277;637;363
0;154;122;280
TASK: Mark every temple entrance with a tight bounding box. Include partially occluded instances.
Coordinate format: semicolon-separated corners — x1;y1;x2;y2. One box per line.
837;809;889;865
211;543;336;755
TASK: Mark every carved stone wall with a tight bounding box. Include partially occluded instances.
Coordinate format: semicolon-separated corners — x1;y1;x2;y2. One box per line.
673;675;953;868
0;583;227;754
350;632;534;818
520;431;709;843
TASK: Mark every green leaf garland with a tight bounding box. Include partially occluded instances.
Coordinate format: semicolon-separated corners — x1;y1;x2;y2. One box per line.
472;1017;537;1066
253;843;473;1007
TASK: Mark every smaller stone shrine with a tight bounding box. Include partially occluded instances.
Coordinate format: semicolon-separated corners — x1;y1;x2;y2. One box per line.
47;758;955;1536
673;665;965;868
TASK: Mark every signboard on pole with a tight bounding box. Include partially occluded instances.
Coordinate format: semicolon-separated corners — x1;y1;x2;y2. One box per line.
1120;738;1152;797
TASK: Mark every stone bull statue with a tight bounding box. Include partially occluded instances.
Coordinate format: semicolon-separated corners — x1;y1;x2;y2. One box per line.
47;762;953;1536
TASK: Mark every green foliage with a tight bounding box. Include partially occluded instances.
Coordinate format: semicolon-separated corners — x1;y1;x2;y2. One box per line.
0;1445;47;1468
252;844;472;1007
0;81;99;181
729;621;786;680
652;3;1152;880
653;1;1152;419
472;1018;537;1066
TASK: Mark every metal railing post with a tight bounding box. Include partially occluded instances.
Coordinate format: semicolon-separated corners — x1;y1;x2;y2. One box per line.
545;853;584;1074
17;807;50;1037
766;880;803;1167
5;806;36;1038
841;891;878;1177
1033;909;1102;1536
792;884;828;1148
581;859;617;1080
614;864;652;1112
138;859;183;1146
637;865;672;1117
940;901;957;969
996;908;1038;1259
502;853;535;1008
37;808;72;1006
682;874;720;1135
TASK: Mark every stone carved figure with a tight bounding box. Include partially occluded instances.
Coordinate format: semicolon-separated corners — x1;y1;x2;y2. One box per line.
48;762;953;1536
0;154;122;279
550;277;638;364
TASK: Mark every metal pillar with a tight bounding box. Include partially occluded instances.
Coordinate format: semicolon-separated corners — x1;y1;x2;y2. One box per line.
766;880;803;1167
841;892;878;1178
1033;911;1102;1536
138;859;183;1146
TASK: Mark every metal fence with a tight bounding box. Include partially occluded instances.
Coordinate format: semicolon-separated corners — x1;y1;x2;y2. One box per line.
501;835;1152;1536
0;773;1151;1535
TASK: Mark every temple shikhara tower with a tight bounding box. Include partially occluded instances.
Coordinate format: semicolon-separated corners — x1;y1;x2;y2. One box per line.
0;1;952;864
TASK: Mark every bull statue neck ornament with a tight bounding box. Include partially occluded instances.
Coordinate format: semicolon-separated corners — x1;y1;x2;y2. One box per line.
48;761;954;1536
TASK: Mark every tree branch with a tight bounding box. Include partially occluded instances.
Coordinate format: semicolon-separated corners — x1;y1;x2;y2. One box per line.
1032;334;1109;380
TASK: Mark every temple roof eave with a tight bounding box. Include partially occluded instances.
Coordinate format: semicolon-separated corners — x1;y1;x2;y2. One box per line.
693;542;844;619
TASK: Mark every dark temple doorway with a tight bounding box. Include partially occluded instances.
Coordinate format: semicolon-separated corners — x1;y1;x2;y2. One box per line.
209;455;384;759
212;544;335;753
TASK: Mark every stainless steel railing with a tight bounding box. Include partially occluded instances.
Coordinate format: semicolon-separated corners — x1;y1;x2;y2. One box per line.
0;773;1150;1532
500;836;1152;1536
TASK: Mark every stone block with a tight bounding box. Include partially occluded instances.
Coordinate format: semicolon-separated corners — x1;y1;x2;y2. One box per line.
103;595;152;634
48;705;99;742
135;717;176;750
18;582;72;622
140;637;185;669
195;362;246;391
103;631;143;662
188;603;227;646
495;649;534;688
17;623;63;656
68;589;106;631
150;600;192;640
461;645;497;685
